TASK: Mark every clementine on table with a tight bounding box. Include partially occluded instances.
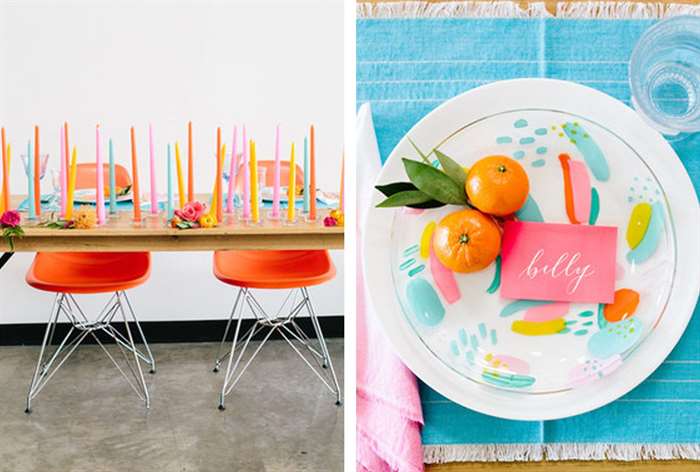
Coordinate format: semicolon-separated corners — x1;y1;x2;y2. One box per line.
466;156;529;216
432;209;501;273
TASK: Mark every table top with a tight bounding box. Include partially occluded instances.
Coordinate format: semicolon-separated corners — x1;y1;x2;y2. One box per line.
6;196;343;252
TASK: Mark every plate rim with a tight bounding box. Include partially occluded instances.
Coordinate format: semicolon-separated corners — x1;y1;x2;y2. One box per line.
362;78;700;420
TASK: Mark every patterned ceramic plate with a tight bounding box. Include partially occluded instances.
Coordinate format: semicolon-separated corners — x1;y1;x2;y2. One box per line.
363;79;700;419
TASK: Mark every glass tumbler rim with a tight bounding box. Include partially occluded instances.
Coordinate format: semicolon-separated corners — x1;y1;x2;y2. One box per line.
629;15;700;135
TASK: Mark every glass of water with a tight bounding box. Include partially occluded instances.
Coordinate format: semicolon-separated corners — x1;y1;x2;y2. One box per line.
629;15;700;136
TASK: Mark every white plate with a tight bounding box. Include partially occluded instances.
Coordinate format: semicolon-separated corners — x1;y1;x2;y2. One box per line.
363;79;700;420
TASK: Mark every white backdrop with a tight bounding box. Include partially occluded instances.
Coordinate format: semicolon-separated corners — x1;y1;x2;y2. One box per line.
0;0;344;323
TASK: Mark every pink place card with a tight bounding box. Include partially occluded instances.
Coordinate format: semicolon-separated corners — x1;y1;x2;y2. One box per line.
500;221;617;304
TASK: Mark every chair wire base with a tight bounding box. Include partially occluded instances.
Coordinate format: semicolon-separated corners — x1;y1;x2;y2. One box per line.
25;290;155;413
213;287;342;410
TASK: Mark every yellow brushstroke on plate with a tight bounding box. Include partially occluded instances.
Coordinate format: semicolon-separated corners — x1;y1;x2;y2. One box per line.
626;202;652;249
420;221;436;259
511;318;565;336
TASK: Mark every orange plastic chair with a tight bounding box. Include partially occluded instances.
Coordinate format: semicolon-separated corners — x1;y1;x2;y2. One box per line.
74;163;131;191
213;161;341;410
23;163;154;413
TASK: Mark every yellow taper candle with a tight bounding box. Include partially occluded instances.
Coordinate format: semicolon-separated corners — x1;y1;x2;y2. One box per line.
287;142;295;222
175;141;185;208
250;140;258;222
66;146;77;220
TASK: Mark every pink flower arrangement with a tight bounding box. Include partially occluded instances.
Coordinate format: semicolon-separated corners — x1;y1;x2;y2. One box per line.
1;210;23;251
0;210;21;228
169;201;217;230
175;201;206;223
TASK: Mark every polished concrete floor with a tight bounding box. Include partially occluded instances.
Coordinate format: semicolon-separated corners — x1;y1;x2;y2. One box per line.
0;340;344;472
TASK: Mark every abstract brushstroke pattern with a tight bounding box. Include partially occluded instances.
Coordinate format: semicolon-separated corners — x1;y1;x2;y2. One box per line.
561;122;609;181
515;194;544;222
429;243;461;304
627;201;664;264
486;256;501;294
406;277;445;327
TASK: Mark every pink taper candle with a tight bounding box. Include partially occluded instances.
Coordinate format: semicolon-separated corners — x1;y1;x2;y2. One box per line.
95;125;106;224
271;124;281;217
59;125;67;216
226;126;238;214
242;126;250;219
148;123;158;214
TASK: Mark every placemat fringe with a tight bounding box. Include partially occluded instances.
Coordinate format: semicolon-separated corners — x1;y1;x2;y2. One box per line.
424;444;545;463
424;443;700;463
544;443;700;461
357;1;552;18
557;1;700;18
357;1;700;19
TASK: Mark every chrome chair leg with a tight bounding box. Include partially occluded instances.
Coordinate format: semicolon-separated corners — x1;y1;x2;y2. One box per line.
215;287;342;410
26;294;62;413
302;287;342;405
120;291;156;374
213;288;244;373
25;291;154;413
116;292;150;408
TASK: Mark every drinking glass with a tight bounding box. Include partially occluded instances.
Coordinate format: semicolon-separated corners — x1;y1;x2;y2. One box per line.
629;15;700;136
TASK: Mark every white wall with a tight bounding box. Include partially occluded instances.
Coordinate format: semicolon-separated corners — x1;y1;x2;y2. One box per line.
0;0;344;323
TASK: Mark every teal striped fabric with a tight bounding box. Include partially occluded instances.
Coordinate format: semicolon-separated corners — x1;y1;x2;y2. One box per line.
358;18;700;447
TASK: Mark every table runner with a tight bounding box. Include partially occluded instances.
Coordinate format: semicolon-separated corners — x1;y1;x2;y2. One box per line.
357;3;700;462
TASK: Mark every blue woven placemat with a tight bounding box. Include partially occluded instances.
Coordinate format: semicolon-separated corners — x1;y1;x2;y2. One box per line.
358;17;700;461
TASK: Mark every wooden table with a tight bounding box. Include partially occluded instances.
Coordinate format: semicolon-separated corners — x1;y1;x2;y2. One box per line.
1;196;343;268
359;0;699;470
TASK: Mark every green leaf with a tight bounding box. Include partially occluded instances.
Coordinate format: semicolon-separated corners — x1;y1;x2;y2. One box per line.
377;190;433;208
402;158;467;205
434;149;467;187
407;199;446;209
375;182;417;197
407;137;432;165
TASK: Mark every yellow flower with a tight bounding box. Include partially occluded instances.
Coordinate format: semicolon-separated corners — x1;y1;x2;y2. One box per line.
199;213;217;228
329;209;344;226
73;206;97;229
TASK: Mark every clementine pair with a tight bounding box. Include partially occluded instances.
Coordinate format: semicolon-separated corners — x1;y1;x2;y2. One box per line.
433;156;528;273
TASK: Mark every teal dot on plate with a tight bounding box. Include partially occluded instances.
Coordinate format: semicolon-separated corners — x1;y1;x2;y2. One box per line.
531;159;545;168
496;136;512;144
519;137;535;145
534;128;547;136
536;146;547;155
513;150;525;159
514;119;528;128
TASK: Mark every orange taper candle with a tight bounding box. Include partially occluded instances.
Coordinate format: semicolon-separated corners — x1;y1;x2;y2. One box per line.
188;121;193;203
34;125;40;215
309;125;316;220
130;127;142;221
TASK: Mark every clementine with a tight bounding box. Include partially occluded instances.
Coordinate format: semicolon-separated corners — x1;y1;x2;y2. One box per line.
466;156;529;216
432;209;501;273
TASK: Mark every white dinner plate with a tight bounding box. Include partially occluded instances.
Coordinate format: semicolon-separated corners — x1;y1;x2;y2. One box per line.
363;79;700;420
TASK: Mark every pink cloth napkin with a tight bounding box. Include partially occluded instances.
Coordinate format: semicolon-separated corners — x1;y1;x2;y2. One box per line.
356;104;424;472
